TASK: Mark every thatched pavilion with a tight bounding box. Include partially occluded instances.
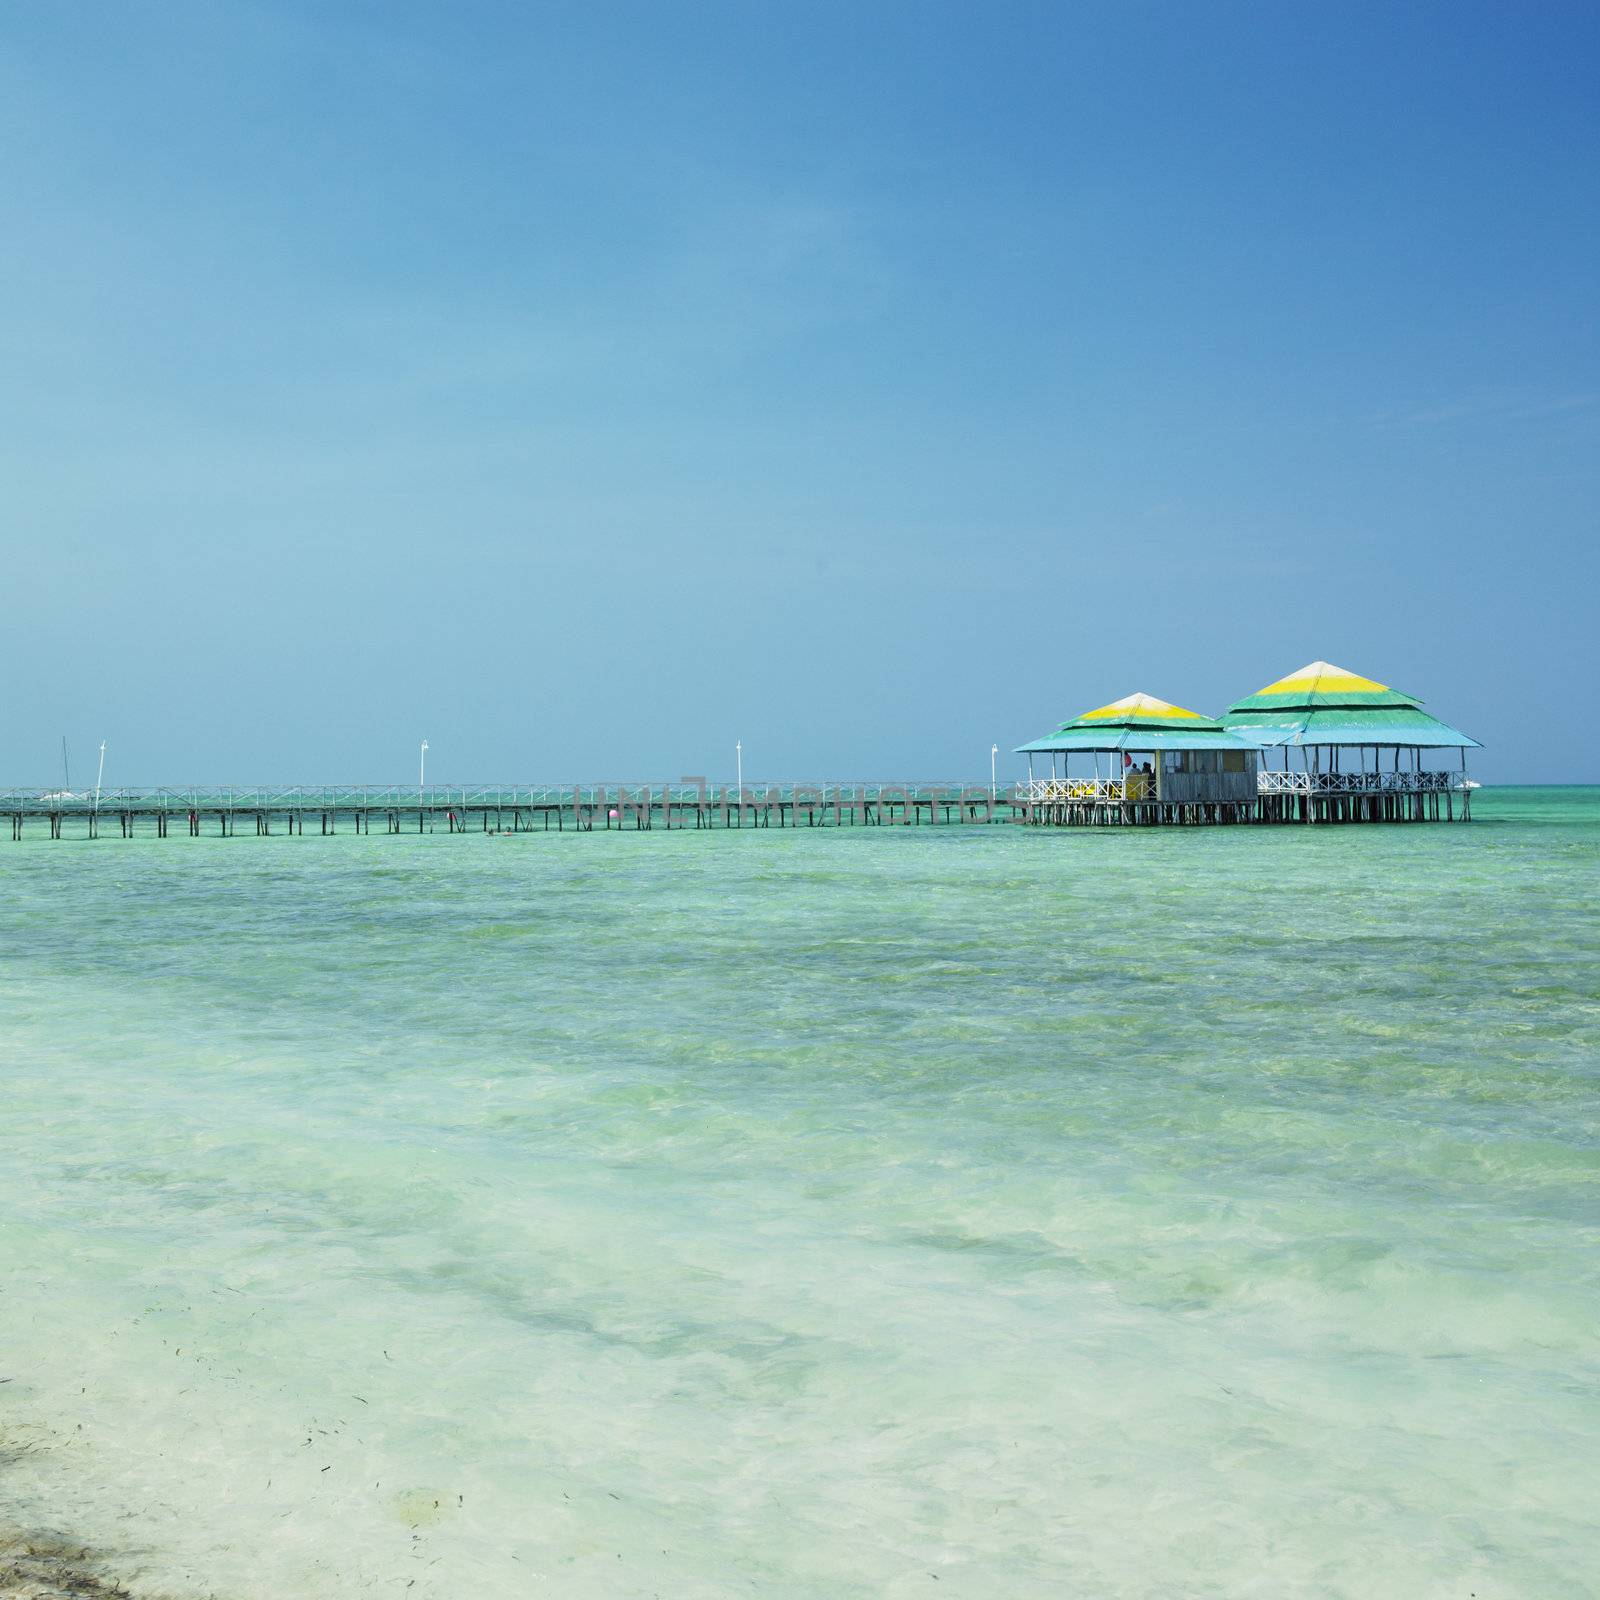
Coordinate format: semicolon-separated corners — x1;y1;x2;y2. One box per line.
1015;692;1260;825
1222;661;1480;822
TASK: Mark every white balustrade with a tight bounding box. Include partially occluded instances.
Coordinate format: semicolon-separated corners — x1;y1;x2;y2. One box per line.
1256;769;1468;796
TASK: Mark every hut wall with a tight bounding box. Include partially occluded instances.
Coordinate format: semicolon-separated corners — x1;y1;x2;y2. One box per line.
1158;750;1258;805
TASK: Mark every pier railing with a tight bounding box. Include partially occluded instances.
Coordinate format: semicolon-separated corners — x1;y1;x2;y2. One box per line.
1019;777;1134;804
1256;770;1469;797
0;781;999;816
1019;772;1474;807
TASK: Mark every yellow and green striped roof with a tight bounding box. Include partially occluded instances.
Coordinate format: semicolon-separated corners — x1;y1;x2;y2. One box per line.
1223;661;1480;748
1227;660;1420;713
1060;692;1222;732
1018;691;1260;753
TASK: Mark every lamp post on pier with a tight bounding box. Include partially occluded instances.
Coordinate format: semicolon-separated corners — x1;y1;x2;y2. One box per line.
419;740;428;797
990;745;998;805
736;739;742;800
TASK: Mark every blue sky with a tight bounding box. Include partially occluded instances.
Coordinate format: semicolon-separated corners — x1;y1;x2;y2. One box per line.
2;1;1595;784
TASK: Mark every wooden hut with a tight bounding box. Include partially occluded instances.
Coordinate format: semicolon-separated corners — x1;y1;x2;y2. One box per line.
1222;661;1480;822
1015;693;1260;825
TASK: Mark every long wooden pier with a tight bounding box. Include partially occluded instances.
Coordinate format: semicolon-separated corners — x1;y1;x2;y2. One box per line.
2;771;1479;841
2;782;1015;840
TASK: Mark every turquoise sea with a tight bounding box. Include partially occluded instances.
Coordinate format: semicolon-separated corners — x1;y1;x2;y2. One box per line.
3;787;1597;1598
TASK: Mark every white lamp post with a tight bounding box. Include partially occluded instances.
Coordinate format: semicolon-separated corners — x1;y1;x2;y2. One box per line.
736;739;742;798
95;741;106;813
419;739;429;796
990;744;998;805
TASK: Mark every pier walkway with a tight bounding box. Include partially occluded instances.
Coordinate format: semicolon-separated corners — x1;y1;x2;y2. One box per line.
3;782;1010;839
3;772;1477;840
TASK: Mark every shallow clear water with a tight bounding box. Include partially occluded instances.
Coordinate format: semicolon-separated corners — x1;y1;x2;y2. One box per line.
3;790;1597;1598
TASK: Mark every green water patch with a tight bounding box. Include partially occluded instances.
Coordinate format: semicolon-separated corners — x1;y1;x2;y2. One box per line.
2;793;1598;1597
